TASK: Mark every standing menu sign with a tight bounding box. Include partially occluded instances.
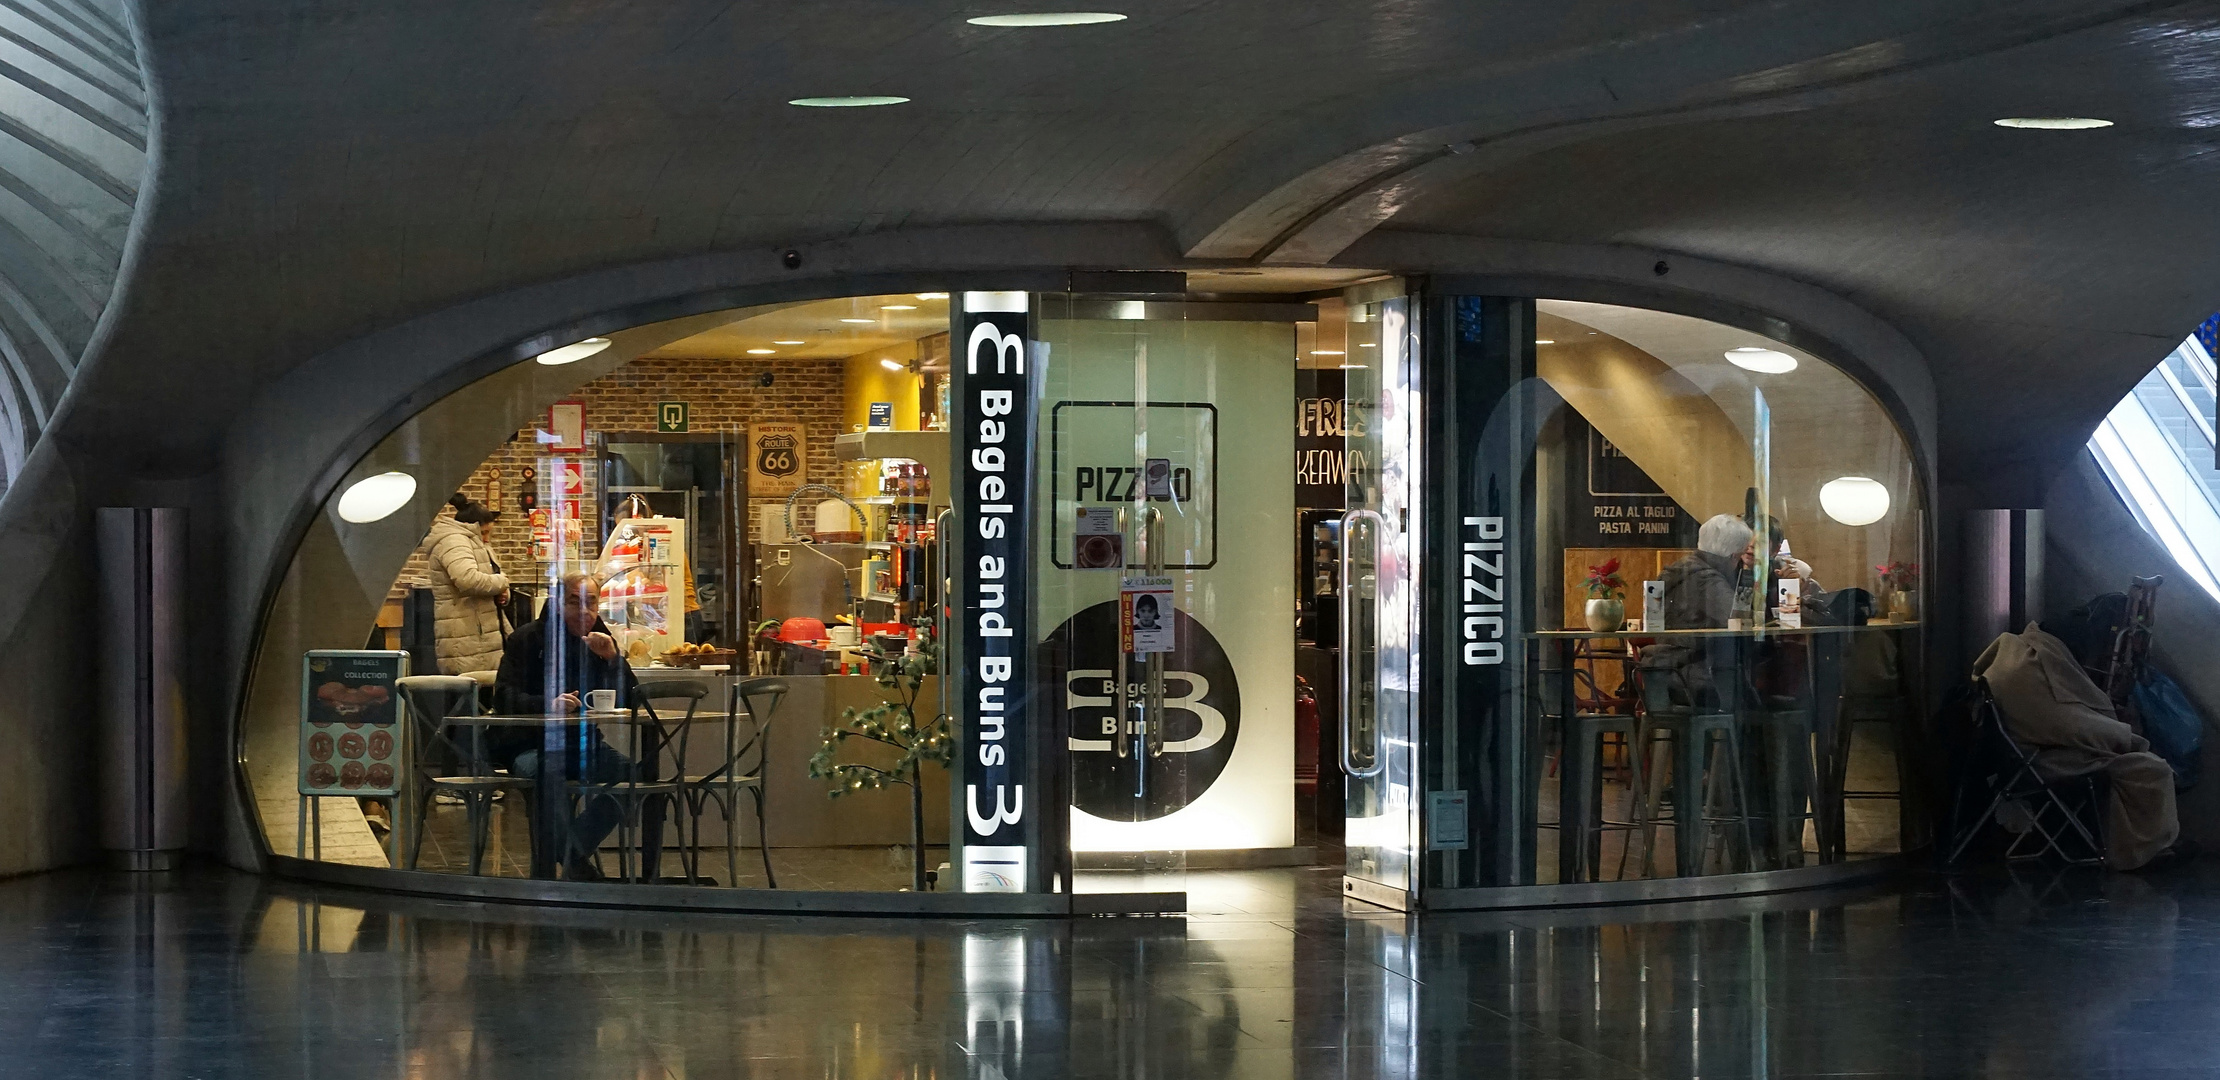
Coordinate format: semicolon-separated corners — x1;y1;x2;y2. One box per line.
957;292;1038;893
299;650;407;797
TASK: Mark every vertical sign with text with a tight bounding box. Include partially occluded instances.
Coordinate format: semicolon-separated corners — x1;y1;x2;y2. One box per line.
958;292;1037;893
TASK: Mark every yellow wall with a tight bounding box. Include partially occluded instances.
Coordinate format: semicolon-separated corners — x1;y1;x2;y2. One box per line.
842;341;922;432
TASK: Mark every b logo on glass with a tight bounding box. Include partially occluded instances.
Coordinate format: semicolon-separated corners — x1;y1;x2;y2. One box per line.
1047;600;1240;820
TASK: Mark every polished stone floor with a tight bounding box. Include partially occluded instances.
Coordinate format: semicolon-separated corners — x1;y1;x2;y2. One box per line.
5;859;2220;1078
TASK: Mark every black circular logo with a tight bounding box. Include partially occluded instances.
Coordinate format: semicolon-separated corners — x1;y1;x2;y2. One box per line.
1044;600;1240;821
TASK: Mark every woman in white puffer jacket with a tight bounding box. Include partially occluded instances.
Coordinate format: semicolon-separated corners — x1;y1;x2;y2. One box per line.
425;496;510;675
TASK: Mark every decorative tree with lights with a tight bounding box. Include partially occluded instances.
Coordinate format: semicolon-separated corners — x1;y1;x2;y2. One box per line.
808;626;954;890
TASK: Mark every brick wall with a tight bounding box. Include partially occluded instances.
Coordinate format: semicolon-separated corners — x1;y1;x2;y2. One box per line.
394;357;849;597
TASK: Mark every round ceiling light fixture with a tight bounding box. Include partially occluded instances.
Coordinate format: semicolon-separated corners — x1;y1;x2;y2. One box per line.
746;348;776;355
840;318;875;324
1994;116;2113;130
1534;339;1555;345
881;304;917;311
773;340;806;346
1724;346;1798;374
336;471;418;524
535;336;611;366
1819;476;1891;526
967;12;1126;26
788;96;910;108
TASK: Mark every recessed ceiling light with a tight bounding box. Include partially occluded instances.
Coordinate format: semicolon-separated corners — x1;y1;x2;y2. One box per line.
535;336;611;366
916;292;949;300
773;340;805;346
967;12;1127;26
1311;350;1345;356
1338;364;1366;370
1358;342;1377;348
882;304;917;311
880;358;906;372
840;318;874;324
1534;339;1555;345
1725;346;1798;374
746;348;776;355
1994;116;2112;129
789;96;910;107
336;471;417;524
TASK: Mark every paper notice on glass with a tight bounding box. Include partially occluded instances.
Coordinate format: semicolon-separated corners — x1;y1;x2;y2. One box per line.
1074;506;1123;569
1120;576;1174;654
1143;457;1173;499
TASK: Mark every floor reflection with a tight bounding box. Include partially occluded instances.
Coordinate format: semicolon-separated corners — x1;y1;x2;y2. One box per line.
2;861;2215;1078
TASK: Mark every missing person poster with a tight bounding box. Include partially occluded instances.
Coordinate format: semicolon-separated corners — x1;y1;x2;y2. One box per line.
1120;576;1174;654
299;650;407;797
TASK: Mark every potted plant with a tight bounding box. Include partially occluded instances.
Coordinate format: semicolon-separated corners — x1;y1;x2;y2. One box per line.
1877;561;1920;620
1583;558;1627;632
808;624;954;890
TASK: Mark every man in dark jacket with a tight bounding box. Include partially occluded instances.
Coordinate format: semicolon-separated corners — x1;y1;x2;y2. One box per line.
493;572;656;881
1647;515;1755;702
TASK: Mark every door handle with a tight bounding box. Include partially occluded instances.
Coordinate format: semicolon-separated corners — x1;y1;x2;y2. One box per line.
1339;508;1386;778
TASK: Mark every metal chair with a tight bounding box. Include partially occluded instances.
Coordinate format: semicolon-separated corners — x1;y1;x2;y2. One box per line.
569;681;698;882
1946;679;2105;866
396;674;509;875
678;678;786;888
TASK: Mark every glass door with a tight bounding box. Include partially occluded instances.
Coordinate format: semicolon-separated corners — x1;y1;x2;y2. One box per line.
1340;291;1421;909
1036;294;1309;893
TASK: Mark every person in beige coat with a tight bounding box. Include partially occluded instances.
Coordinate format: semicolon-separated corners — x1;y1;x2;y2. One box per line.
1973;623;2180;870
426;497;510;676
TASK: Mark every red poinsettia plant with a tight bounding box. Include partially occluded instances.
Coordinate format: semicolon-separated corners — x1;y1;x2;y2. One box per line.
1876;561;1920;593
1583;558;1626;600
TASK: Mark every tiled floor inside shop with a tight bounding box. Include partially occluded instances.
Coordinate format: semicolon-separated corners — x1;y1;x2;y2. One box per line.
11;856;2220;1078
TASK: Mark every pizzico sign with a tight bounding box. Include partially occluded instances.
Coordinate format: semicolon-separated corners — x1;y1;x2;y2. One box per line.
958;292;1036;894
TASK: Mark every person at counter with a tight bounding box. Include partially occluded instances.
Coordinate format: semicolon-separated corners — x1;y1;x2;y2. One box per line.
492;571;656;881
1648;515;1820;701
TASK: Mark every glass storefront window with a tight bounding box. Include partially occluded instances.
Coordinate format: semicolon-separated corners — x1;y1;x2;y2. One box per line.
1429;296;1926;890
245;295;964;891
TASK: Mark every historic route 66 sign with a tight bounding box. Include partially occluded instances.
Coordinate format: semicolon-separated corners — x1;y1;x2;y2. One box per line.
749;422;806;496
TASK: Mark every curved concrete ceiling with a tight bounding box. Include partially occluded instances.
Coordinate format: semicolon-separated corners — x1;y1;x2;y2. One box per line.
36;0;2220;503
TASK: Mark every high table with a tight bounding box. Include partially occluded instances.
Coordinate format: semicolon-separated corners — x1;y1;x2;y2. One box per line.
1532;622;1918;883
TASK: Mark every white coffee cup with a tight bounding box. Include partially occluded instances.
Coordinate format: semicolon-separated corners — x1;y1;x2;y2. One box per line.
829;625;860;648
585;689;618;713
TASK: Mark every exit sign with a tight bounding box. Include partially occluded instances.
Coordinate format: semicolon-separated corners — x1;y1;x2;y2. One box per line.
656;402;690;433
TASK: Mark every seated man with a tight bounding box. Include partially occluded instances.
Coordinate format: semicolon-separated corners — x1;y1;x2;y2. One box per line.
492;571;656;881
1649;514;1821;701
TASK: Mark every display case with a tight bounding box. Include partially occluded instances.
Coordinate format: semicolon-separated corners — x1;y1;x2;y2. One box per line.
599;436;745;647
598;514;686;664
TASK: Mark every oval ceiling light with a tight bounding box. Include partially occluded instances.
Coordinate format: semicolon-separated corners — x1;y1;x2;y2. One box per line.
1310;350;1346;356
882;304;917;311
773;339;806;346
535;336;611;366
967;12;1126;26
881;358;907;372
1994;117;2113;130
1724;346;1798;374
1534;339;1555;345
840;317;875;324
746;348;776;355
789;96;910;107
336;471;418;524
1819;476;1891;526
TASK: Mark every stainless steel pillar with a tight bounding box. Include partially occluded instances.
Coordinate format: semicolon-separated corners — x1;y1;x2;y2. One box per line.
1966;508;2044;649
97;508;187;870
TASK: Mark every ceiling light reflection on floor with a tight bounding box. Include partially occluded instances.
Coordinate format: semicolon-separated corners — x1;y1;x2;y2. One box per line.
1994;117;2113;129
788;96;910;108
967;13;1126;26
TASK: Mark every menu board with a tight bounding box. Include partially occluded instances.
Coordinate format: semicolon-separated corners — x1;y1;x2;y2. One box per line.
299;650;407;797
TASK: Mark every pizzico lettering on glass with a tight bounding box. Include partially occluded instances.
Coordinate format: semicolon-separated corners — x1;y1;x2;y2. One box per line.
1461;516;1506;665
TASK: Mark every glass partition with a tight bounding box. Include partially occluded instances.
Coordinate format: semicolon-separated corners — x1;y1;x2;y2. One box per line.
244;294;966;892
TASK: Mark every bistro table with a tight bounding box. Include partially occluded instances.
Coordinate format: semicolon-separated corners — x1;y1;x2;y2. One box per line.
453;709;736;880
1532;622;1918;883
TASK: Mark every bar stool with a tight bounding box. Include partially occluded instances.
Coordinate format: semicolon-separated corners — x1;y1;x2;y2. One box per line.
1633;653;1760;878
1555;646;1647;883
1754;699;1818;870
